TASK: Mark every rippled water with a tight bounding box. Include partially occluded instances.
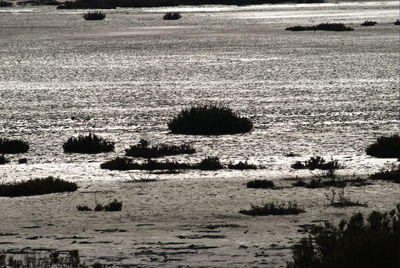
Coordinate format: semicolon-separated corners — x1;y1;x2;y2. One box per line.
0;1;398;182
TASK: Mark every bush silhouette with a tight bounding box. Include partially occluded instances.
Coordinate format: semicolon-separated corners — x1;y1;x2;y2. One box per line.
0;138;29;154
163;12;181;20
125;139;195;158
369;164;399;183
0;177;78;197
361;20;377;26
197;156;223;170
395;19;400;25
247;179;274;188
287;206;400;268
228;161;257;170
168;105;253;135
240;202;304;216
286;23;353;31
63;133;114;154
366;135;400;158
83;11;106;20
0;155;9;165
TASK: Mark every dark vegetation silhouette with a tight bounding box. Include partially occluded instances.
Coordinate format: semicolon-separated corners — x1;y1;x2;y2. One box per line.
361;20;377;26
57;0;324;9
0;155;9;165
18;158;28;164
17;0;60;5
325;189;367;208
287;205;400;268
247;179;275;188
163;12;181;20
286;23;353;31
228;161;257;169
83;11;106;20
365;135;400;158
0;177;77;197
63;133;114;154
125;139;195;158
77;199;122;211
240;202;304;216
0;250;105;268
292;177;369;188
0;0;12;6
0;138;29;154
291;156;340;177
168;105;253;135
101;156;224;171
368;164;399;183
395;19;400;25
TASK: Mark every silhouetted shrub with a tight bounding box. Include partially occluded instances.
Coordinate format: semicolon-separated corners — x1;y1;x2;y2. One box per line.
395;19;400;25
325;189;367;208
361;20;377;26
0;0;12;6
63;133;114;154
77;205;91;211
101;157;192;171
83;11;106;20
18;158;27;164
168;105;253;135
100;157;135;170
94;199;122;211
293;177;368;188
58;0;115;8
287;206;400;268
247;179;274;188
0;177;78;197
286;23;353;31
197;156;223;170
291;156;340;177
17;0;60;5
163;12;181;20
0;138;29;154
292;178;306;187
240;202;304;216
369;164;400;183
125;139;195;158
365;135;400;158
228;161;257;170
0;155;9;165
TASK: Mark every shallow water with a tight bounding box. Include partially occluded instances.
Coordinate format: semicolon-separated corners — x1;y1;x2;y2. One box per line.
0;1;398;182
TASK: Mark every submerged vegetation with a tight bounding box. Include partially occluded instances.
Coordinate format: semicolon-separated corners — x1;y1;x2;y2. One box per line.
163;12;181;20
240;202;304;216
168;105;253;135
287;206;400;268
63;133;114;154
286;23;354;31
365;135;400;158
125;139;195;158
0;138;29;154
0;177;78;197
83;11;106;20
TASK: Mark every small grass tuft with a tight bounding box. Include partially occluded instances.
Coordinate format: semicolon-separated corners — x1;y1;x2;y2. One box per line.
291;156;340;177
197;156;223;170
239;202;305;216
0;177;77;197
228;161;257;170
125;139;195;158
286;23;354;31
361;20;377;26
168;105;253;135
368;164;400;183
163;12;181;20
247;179;274;189
0;138;29;154
83;11;106;20
366;135;400;158
63;133;114;154
395;19;400;25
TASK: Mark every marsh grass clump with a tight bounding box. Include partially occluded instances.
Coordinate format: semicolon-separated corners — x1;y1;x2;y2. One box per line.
100;157;134;170
125;139;195;158
291;156;340;177
325;189;367;208
0;177;77;197
287;206;399;268
0;138;29;154
197;156;223;170
361;20;377;26
395;19;400;25
18;158;27;164
0;0;12;6
77;199;122;212
168;105;253;135
163;12;181;20
83;11;106;20
365;135;400;158
228;161;257;170
100;157;192;171
369;164;400;183
0;155;9;165
247;179;274;189
63;133;114;154
286;23;353;31
239;202;304;216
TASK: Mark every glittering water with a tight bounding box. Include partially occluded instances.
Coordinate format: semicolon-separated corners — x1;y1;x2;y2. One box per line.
0;1;398;182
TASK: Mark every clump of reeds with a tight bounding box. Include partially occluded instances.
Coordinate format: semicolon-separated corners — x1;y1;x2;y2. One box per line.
83;11;106;20
239;202;304;216
286;23;354;31
63;133;114;154
125;139;195;158
228;161;257;170
163;12;181;20
361;20;377;26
